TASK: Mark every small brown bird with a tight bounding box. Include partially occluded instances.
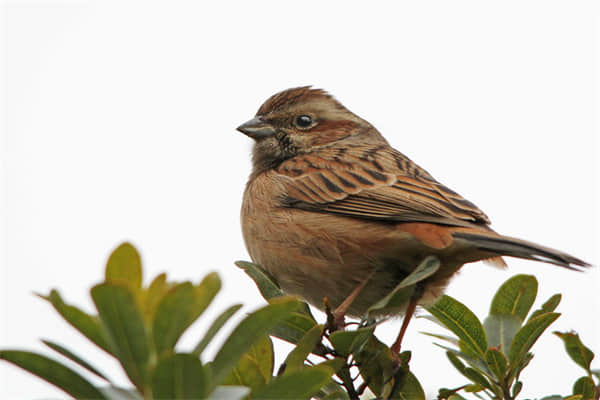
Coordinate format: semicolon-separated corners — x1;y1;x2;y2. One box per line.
238;86;589;353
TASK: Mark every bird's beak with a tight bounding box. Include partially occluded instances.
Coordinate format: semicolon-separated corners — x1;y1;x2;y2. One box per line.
236;117;276;139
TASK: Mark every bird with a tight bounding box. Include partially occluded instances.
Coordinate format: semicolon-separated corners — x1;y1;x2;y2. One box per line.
237;86;589;353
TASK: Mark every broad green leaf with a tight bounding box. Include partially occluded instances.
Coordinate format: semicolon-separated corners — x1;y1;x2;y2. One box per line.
153;282;195;355
483;314;521;356
283;324;323;374
368;257;440;315
270;312;321;352
464;384;485;392
223;335;273;391
235;261;283;300
314;381;351;400
355;335;397;396
329;326;375;357
192;272;221;319
105;242;142;292
249;362;338;399
426;295;487;357
554;331;595;373
152;353;208;399
572;377;596;399
91;283;151;390
508;312;560;366
485;348;507;379
210;297;301;388
389;370;425;400
42;339;111;382
529;294;561;321
141;273;173;321
0;350;107;399
193;304;242;356
490;274;537;321
511;381;523;398
40;290;112;355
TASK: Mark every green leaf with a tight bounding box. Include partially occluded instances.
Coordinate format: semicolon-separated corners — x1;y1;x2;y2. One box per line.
40;290;112;355
446;351;467;374
490;274;537;321
354;335;397;396
529;294;561;321
367;256;440;316
153;282;196;355
152;353;208;399
554;331;595;373
508;312;560;366
153;273;221;356
0;350;107;399
270;311;320;352
42;339;111;382
485;348;507;380
98;386;143;400
572;376;596;399
483;314;521;356
249;362;337;399
283;324;323;374
91;283;151;390
435;343;493;377
389;370;426;400
105;242;142;292
426;295;487;357
446;351;492;389
223;335;273;391
511;380;523;398
420;331;459;347
329;326;375;357
210;297;302;388
141;273;172;321
193;304;242;356
235;261;283;300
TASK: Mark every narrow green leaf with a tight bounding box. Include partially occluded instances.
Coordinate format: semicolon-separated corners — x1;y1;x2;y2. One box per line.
223;335;274;391
368;257;440;315
210;297;301;388
249;363;337;399
105;242;142;292
91;283;151;390
511;380;523;398
235;261;283;300
193;304;242;356
141;273;172;321
192;272;221;320
446;351;467;374
40;290;112;355
0;350;107;399
42;339;111;382
572;376;596;399
434;343;493;378
464;384;485;392
98;386;143;400
554;331;595;373
447;351;492;389
420;331;459;347
508;312;560;366
283;324;324;374
489;274;537;321
447;394;468;400
152;353;208;399
529;294;561;321
485;348;507;380
426;295;487;357
564;395;584;400
483;314;521;356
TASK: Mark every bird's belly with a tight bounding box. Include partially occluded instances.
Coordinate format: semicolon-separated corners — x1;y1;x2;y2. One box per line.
241;198;460;317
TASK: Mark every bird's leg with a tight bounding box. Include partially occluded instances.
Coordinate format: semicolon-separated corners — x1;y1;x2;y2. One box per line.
329;271;375;331
391;282;425;354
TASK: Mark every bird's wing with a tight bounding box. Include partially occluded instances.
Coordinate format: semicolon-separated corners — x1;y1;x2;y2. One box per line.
275;145;491;228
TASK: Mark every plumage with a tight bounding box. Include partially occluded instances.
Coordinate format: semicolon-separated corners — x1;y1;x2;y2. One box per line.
238;87;589;350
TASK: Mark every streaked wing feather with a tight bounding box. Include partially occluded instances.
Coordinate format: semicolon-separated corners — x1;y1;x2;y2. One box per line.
276;146;490;227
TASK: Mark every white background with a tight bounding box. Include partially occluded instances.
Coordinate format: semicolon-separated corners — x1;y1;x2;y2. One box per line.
1;1;598;398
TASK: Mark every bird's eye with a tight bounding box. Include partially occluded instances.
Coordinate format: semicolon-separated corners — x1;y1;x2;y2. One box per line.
294;115;314;128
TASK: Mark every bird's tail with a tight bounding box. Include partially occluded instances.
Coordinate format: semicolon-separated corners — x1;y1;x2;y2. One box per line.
452;231;591;271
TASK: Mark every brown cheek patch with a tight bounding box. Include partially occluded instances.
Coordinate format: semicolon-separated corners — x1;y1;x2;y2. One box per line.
397;222;454;250
308;120;358;146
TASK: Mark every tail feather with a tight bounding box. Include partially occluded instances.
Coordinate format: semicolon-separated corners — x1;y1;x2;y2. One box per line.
453;231;591;271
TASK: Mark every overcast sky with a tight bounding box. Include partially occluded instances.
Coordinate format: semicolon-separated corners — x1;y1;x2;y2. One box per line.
1;1;598;398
